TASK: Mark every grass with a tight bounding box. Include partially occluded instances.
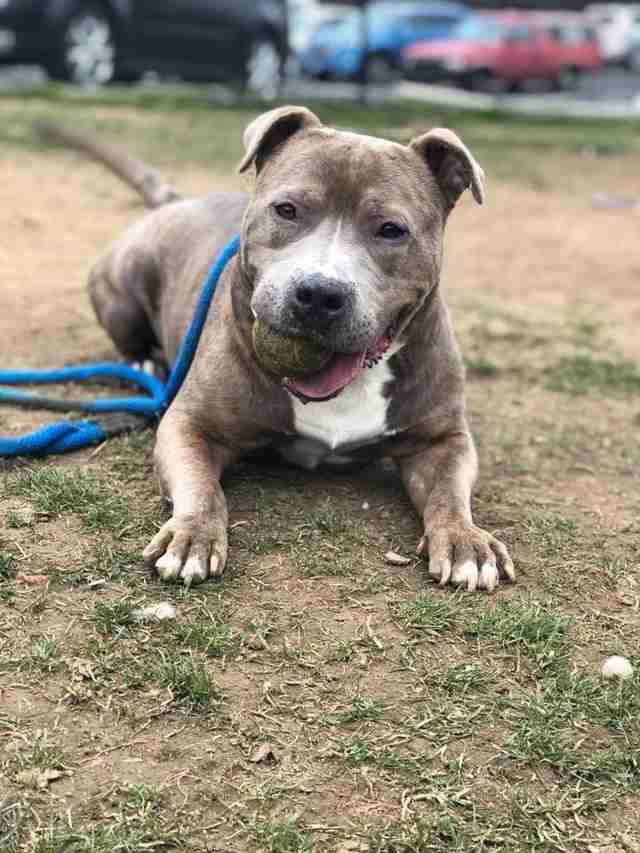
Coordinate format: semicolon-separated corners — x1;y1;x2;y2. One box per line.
16;735;66;773
395;595;457;634
3;86;640;852
89;600;137;636
463;598;572;673
427;663;494;695
0;84;639;193
523;512;579;559
545;354;640;396
252;818;312;853
0;550;16;600
28;636;61;673
173;614;236;658
154;654;222;710
331;695;385;724
31;784;180;853
4;468;133;534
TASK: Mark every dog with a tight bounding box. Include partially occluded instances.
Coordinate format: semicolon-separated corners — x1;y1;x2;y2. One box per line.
43;106;515;592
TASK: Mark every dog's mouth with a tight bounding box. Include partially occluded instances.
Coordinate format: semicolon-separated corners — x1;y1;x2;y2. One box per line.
283;327;395;404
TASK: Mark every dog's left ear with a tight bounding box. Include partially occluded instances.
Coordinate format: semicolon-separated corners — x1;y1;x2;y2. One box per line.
410;128;485;207
238;105;322;174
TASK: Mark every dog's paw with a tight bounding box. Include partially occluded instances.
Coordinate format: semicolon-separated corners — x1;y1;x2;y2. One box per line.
417;521;515;592
142;514;227;587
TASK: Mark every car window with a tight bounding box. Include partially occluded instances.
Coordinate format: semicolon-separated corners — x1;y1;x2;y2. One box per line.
546;25;565;41
507;24;531;42
404;14;459;29
453;16;505;41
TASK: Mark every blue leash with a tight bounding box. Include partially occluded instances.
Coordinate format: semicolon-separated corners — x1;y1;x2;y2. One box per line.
0;235;240;458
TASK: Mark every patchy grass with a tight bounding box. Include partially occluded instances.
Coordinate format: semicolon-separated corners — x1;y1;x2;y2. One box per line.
5;468;133;534
154;654;222;711
395;595;457;633
251;818;312;853
0;550;16;601
545;354;640;396
31;784;180;853
89;600;137;636
3;90;640;851
464;598;572;673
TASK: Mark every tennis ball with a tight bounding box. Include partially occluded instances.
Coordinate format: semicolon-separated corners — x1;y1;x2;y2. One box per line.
252;321;332;378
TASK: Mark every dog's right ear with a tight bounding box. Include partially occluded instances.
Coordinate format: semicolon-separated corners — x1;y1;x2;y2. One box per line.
238;106;322;174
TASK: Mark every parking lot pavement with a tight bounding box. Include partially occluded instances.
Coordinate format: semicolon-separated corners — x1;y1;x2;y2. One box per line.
2;64;639;118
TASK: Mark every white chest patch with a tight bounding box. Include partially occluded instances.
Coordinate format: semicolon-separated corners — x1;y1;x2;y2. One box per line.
291;344;400;454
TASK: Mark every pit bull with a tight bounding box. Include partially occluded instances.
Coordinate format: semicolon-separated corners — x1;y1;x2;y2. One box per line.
49;106;515;591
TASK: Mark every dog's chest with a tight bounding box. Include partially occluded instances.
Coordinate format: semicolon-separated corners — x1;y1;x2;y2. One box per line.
281;354;396;470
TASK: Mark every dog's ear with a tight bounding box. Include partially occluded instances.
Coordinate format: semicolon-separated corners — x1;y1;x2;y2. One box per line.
238;106;322;174
409;128;485;207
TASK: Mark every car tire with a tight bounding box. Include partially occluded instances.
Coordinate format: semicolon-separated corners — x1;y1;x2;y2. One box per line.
47;3;117;86
556;66;579;90
245;37;284;101
363;53;398;84
627;46;640;72
465;69;494;92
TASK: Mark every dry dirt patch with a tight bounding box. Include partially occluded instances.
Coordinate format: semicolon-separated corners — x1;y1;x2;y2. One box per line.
1;136;640;852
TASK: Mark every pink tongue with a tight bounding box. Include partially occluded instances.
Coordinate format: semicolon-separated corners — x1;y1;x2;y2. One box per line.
287;350;366;400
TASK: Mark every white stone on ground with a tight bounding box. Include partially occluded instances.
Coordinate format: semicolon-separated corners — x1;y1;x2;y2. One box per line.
601;655;634;680
134;602;177;622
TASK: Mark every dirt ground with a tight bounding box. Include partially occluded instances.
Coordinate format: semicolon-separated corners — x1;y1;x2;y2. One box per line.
1;111;640;852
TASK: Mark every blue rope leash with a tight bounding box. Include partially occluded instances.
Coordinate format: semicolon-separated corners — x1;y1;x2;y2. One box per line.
0;234;240;458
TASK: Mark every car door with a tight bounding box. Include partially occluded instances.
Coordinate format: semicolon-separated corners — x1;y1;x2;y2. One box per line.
502;23;536;82
133;0;242;76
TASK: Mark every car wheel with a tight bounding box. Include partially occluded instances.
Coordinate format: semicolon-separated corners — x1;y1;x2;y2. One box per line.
628;46;640;72
467;69;494;92
556;66;578;90
246;38;283;100
364;53;398;84
48;3;116;86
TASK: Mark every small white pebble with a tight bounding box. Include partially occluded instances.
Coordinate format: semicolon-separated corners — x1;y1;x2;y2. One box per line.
361;502;370;511
385;551;411;566
601;655;634;680
134;602;177;622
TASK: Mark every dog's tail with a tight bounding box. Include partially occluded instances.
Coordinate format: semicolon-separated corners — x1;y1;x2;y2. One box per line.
35;119;182;210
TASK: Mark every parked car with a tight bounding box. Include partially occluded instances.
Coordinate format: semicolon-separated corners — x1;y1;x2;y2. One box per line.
402;11;591;91
537;13;602;87
585;3;640;64
0;0;288;96
287;0;350;76
300;0;468;82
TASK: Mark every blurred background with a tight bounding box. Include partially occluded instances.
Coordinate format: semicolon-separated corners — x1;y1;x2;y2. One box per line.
0;0;638;111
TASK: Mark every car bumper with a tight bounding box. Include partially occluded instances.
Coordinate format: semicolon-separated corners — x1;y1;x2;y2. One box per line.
403;58;465;83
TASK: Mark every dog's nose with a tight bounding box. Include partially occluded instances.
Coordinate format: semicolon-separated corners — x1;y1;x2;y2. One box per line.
292;275;346;328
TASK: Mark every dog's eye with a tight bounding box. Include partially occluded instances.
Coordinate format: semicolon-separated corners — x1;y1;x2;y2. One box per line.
274;202;297;221
377;222;407;240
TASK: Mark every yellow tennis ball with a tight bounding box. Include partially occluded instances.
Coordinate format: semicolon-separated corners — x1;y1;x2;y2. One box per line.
252;321;332;378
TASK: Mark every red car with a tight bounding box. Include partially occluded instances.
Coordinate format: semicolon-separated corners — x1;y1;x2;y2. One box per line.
403;11;601;90
536;13;602;85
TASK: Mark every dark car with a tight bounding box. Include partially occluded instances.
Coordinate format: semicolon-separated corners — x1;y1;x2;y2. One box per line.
0;0;288;95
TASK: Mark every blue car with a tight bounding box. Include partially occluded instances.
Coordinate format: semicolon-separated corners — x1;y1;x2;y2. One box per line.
300;1;468;82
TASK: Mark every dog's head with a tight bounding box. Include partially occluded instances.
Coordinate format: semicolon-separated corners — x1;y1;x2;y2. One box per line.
238;106;484;402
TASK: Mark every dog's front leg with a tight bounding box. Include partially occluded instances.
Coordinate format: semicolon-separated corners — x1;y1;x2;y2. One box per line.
399;432;515;592
143;410;237;586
